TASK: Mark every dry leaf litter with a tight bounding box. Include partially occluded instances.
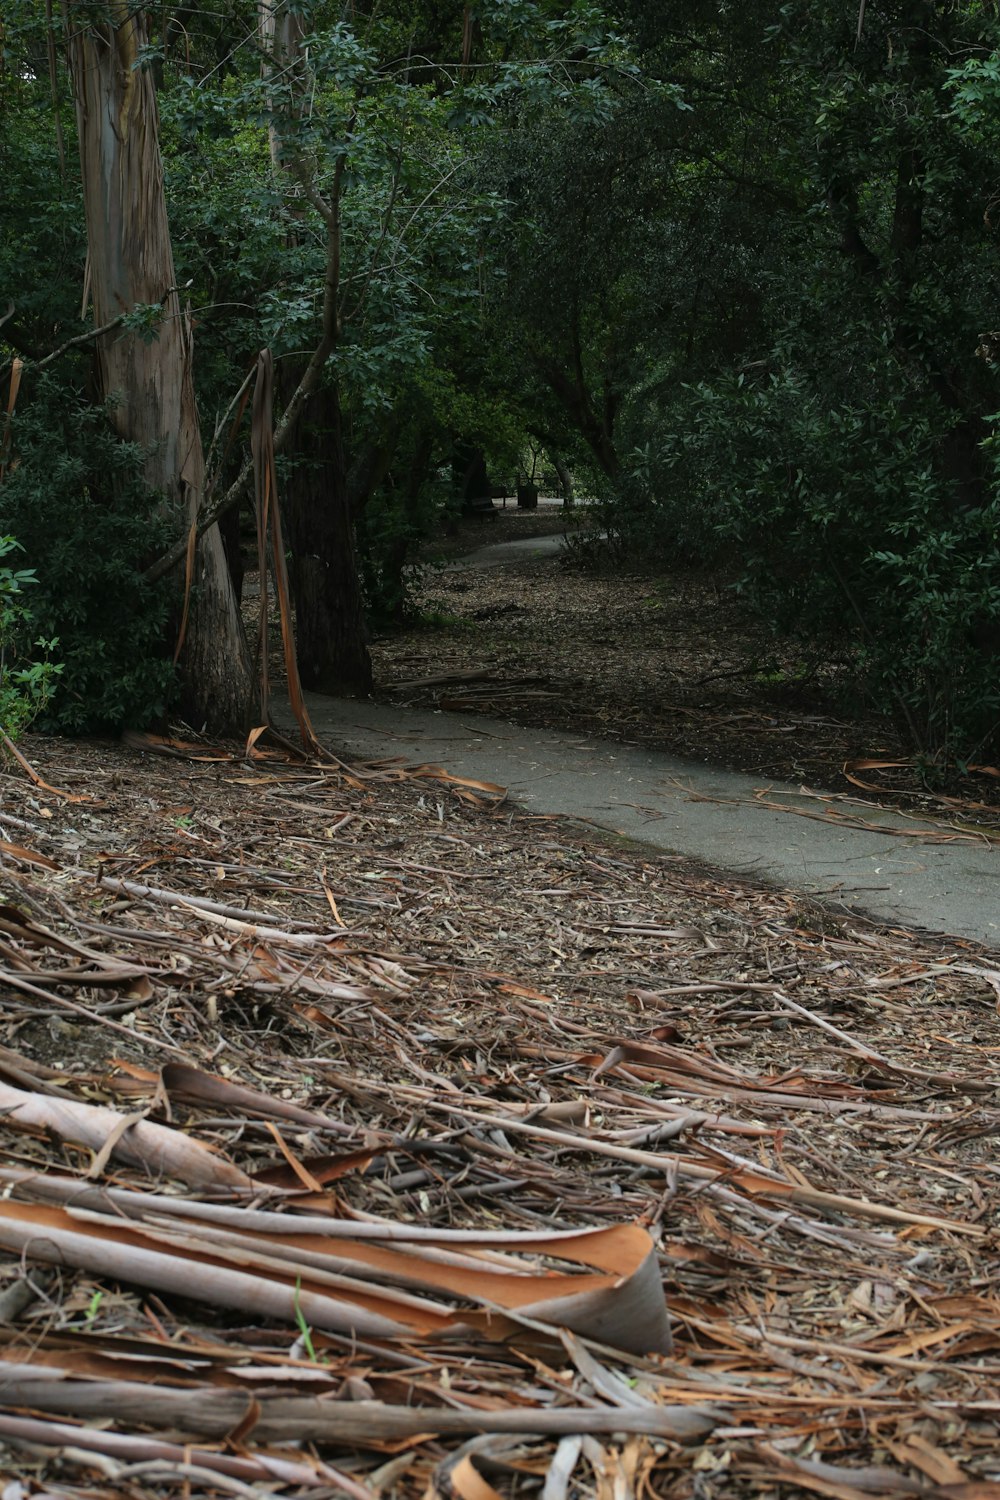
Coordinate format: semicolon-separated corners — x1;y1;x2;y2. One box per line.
374;531;1000;824
1;728;1000;1500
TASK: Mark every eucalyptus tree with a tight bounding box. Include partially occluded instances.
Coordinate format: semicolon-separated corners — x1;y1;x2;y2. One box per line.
1;2;182;730
6;1;634;721
159;0;637;691
63;2;254;731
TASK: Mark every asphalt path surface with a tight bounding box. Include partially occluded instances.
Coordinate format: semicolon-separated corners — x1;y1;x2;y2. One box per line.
278;533;1000;949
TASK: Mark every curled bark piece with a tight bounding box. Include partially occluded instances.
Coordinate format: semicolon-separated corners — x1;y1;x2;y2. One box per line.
0;1083;250;1189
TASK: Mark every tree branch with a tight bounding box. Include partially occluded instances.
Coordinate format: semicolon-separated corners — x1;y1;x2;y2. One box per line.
826;180;881;278
144;210;345;587
0;288;184;381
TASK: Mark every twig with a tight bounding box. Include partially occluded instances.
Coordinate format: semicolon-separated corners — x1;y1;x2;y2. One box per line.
1;287;184;379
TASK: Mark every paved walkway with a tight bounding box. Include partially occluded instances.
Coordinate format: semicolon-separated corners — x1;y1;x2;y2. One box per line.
278;532;999;950
443;533;573;570
285;694;999;950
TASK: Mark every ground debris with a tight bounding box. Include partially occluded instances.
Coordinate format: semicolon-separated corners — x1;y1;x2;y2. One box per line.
375;529;1000;823
2;733;1000;1498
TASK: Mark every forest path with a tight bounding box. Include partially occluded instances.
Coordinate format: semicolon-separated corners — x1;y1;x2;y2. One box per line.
281;689;1000;949
441;531;574;570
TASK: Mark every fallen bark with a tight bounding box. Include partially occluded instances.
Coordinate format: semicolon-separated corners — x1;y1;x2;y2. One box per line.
0;1370;725;1446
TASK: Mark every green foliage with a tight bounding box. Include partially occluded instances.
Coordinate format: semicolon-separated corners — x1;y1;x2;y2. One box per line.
357;477;444;625
0;381;177;733
583;0;1000;773
617;318;1000;767
0;4;84;346
8;0;1000;771
0;535;62;739
292;1278;320;1364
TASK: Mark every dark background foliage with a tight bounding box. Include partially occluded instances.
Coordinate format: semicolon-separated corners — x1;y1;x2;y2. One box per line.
4;0;1000;770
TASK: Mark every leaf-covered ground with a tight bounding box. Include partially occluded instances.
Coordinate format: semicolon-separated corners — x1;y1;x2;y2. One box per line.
374;508;1000;825
2;727;1000;1499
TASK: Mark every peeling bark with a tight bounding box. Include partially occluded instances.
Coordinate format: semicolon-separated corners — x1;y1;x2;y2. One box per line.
64;3;252;732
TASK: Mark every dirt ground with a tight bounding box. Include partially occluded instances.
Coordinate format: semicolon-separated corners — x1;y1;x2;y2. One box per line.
4;729;1000;1497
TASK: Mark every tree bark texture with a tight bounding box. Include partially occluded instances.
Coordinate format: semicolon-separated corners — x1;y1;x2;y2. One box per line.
552;453;575;507
64;2;252;732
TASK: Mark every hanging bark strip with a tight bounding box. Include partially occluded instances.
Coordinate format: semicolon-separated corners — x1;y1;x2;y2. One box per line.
251;348;324;753
0;355;22;482
170;518;198;665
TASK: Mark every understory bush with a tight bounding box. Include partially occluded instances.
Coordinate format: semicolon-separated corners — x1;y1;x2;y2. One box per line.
0;380;177;733
0;535;62;738
357;465;456;626
357;488;439;626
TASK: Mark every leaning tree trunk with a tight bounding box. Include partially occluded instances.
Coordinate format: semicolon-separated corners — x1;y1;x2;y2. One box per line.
65;3;252;733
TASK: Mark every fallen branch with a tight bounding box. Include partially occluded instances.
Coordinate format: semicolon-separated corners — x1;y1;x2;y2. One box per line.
0;1369;725;1446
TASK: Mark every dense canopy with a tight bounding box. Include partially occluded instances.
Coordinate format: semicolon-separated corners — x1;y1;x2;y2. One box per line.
3;0;1000;774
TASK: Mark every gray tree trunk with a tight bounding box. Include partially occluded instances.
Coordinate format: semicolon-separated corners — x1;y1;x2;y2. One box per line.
552;453;575;508
65;4;253;733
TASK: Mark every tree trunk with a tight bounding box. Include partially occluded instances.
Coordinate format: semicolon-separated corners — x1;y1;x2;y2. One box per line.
284;386;373;696
261;0;373;697
455;445;496;514
552;453;575;507
65;4;252;733
535;359;620;481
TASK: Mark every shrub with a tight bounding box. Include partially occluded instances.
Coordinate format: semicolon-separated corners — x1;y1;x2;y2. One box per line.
0;535;62;739
608;345;1000;773
0;379;177;733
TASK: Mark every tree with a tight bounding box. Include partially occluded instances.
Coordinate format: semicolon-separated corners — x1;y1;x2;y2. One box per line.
172;1;609;686
602;0;1000;768
63;0;253;732
7;2;643;725
254;3;373;694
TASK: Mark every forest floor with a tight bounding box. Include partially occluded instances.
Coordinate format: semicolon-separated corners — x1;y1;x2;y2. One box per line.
2;519;1000;1497
373;505;1000;830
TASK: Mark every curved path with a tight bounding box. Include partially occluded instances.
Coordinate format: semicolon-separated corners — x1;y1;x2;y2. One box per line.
282;533;1000;949
442;532;573;570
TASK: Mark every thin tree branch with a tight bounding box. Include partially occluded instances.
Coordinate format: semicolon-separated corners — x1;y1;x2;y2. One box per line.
1;288;184;381
145;204;345;588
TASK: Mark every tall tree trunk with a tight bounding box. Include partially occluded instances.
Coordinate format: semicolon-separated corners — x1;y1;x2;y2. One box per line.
64;2;252;733
261;0;373;697
284;387;372;695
